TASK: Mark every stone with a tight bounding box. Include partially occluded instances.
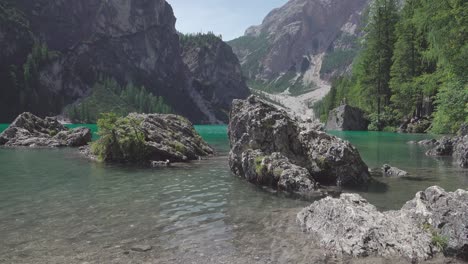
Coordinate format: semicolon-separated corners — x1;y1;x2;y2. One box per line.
130;245;153;252
453;136;468;168
298;186;468;261
83;113;213;164
325;105;369;131
402;186;468;260
426;137;455;156
381;164;408;177
400;117;432;134
228;96;370;196
458;123;468;137
151;160;171;168
0;112;91;148
418;139;438;146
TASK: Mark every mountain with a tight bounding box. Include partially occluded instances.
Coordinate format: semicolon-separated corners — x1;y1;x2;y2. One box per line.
0;0;249;123
180;33;250;123
229;0;369;96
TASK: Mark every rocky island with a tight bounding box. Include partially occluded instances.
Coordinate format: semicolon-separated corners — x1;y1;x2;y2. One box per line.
228;96;370;197
82;113;213;165
0;112;91;147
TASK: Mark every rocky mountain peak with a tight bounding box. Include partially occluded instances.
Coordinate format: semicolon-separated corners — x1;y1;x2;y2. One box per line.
229;0;369;97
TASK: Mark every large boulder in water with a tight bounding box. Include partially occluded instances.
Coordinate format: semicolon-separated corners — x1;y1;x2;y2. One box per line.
297;186;468;261
228;96;370;196
0;112;91;147
86;113;214;164
325;104;369;131
426;136;468;168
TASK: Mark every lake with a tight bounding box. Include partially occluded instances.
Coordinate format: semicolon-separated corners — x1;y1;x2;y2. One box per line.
0;124;466;263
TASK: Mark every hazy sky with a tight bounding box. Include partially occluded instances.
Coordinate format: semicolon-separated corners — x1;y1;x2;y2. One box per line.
167;0;288;41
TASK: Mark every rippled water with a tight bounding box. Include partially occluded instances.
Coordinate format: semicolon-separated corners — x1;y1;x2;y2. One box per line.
0;125;466;263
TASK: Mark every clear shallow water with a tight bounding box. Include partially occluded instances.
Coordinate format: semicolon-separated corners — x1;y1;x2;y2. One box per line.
0;125;467;263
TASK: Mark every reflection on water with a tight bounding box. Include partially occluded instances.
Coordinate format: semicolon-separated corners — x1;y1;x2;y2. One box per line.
0;126;466;263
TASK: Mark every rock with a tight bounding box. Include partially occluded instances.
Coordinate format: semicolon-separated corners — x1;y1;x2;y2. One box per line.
297;186;468;261
0;112;91;148
458;123;468;137
228;96;370;196
425;135;468;168
382;164;408;177
85;113;213;164
426;137;455;156
151;160;171;168
418;139;438;146
240;150;317;195
402;186;468;260
130;245;153;252
453;136;468;168
325;104;369;131
400;117;432;134
298;193;433;260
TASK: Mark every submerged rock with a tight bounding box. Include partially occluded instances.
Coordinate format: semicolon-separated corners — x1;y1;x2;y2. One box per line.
130;245;153;252
86;113;213;164
326;104;369;131
418;139;438;146
0;112;91;147
297;186;468;261
228;96;370;196
382;164;408;177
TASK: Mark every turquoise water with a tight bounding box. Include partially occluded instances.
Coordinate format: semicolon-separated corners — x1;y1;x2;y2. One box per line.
0;125;467;263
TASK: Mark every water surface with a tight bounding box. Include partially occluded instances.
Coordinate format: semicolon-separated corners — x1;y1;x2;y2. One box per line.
0;125;466;263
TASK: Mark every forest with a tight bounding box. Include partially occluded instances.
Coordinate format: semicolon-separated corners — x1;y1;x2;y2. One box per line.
314;0;467;133
66;78;172;123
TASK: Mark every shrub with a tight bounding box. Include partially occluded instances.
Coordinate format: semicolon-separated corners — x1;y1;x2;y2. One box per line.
91;113;149;163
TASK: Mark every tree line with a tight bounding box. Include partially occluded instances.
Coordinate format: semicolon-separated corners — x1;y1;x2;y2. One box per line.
67;77;172;123
314;0;467;133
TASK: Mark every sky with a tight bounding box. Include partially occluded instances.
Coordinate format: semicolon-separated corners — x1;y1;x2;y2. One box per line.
167;0;288;41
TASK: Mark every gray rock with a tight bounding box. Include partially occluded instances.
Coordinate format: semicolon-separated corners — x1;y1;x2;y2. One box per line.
382;164;408;177
326;105;369;131
298;186;468;261
151;159;171;168
418;139;438;146
458;123;468;137
425;135;468;168
0;112;91;148
228;96;370;196
84;113;213;164
453;136;468;168
130;245;153;252
298;193;433;260
426;137;455;156
402;186;468;260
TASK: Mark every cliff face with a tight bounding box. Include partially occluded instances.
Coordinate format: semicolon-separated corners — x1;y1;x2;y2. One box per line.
229;0;369;95
0;0;248;123
181;34;250;123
